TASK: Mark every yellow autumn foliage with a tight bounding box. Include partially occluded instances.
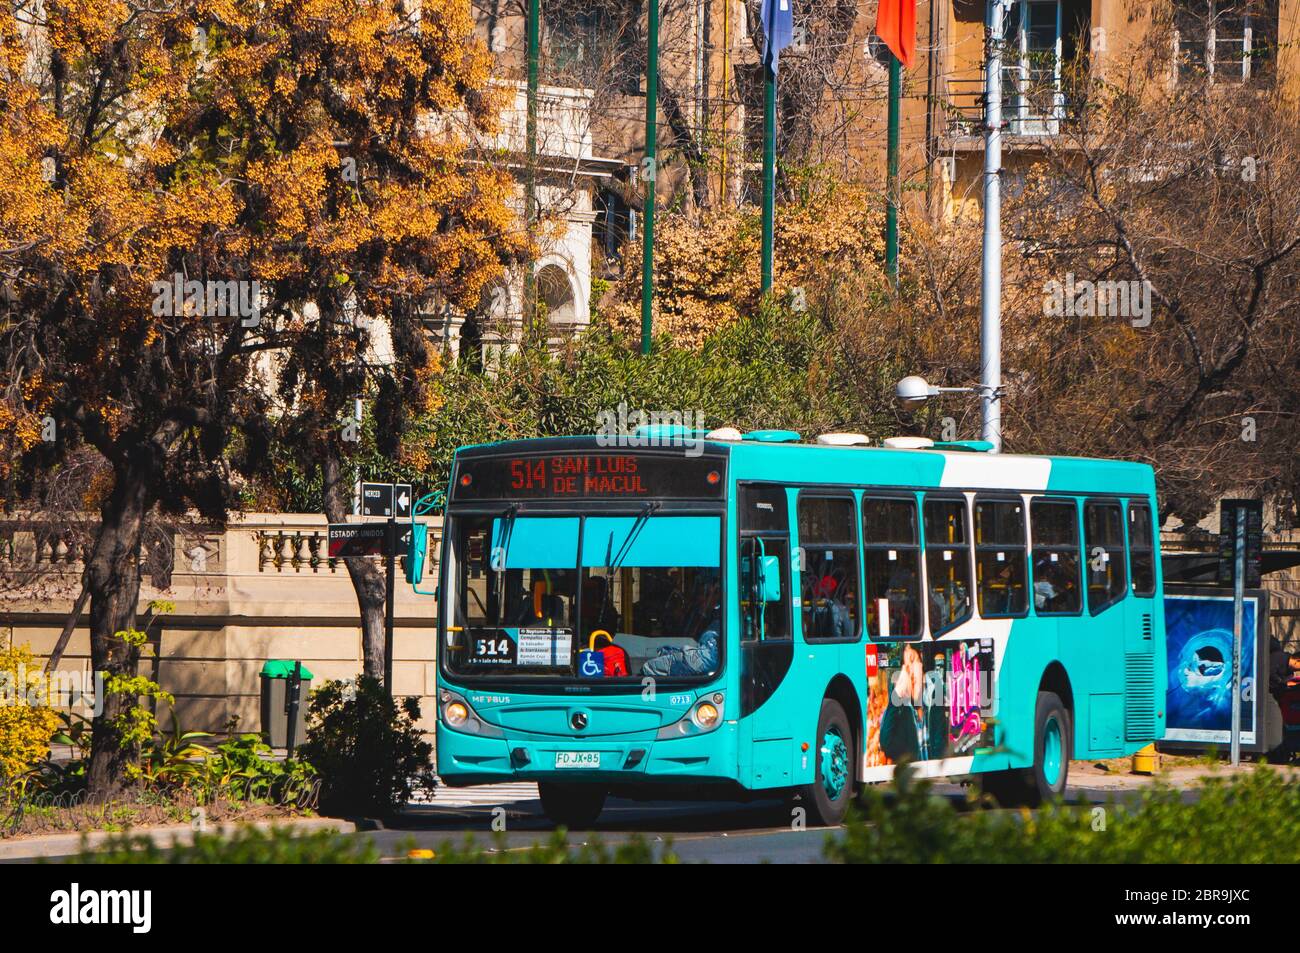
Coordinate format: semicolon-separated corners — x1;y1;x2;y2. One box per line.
0;643;62;792
608;177;888;347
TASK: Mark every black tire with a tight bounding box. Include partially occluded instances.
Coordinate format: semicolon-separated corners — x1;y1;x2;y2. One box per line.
797;698;856;827
1028;691;1072;804
979;691;1071;807
538;782;606;829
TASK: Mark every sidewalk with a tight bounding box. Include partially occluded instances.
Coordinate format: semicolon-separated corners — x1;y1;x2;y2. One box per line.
1066;758;1299;795
0;815;356;862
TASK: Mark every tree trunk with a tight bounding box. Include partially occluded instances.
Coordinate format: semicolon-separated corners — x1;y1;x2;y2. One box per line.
83;463;149;801
322;442;387;680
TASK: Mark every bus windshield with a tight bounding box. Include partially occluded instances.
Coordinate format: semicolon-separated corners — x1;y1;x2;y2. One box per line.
443;513;723;682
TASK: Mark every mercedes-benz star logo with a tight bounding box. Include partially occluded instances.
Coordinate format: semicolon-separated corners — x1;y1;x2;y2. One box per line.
571;712;588;731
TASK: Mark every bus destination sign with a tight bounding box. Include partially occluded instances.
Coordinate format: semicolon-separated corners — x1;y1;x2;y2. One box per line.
452;452;725;501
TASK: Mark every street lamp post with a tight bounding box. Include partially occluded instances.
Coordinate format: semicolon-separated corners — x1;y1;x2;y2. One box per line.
980;0;1013;452
640;0;659;355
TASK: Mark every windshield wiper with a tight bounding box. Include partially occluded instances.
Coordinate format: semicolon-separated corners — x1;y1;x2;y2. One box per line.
493;503;520;571
607;501;659;577
582;503;659;638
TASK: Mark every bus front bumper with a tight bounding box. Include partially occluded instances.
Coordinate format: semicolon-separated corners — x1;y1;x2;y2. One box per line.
436;722;738;787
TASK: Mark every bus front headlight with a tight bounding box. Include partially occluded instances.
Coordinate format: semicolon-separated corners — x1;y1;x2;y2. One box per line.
438;691;505;737
658;694;726;739
443;700;469;728
692;701;720;730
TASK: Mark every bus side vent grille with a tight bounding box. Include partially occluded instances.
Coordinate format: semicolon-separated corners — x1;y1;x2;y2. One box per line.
1141;613;1153;640
1124;654;1156;741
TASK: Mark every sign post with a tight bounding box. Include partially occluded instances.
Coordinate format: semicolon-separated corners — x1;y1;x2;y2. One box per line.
1219;498;1263;767
337;479;416;699
385;517;397;696
1230;507;1245;768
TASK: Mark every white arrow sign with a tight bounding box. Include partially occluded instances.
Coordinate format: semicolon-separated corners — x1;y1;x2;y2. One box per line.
393;483;413;519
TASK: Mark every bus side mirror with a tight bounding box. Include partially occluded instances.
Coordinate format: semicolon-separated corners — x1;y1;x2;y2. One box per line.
405;523;428;585
758;554;782;603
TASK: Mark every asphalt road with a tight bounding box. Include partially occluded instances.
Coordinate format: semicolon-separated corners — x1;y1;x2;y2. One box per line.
357;778;1201;863
363;795;837;862
2;777;1192;864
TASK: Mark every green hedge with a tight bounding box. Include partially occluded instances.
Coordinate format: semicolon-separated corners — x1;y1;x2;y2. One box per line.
64;767;1300;863
64;826;379;864
829;765;1300;864
64;827;673;864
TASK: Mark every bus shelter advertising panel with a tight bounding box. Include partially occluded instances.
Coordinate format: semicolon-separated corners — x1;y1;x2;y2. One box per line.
1162;587;1269;753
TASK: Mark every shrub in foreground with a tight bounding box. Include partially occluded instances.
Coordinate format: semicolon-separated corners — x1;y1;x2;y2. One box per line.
296;677;434;817
66;826;673;864
417;831;678;864
828;764;1300;864
65;826;379;864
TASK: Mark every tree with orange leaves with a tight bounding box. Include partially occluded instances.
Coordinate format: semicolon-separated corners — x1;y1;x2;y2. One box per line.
170;0;530;682
0;0;526;796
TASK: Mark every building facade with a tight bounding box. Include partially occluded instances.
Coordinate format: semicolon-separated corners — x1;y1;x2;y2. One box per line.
470;0;1300;238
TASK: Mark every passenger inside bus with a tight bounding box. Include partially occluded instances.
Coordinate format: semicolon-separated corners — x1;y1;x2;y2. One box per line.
1033;556;1079;612
640;580;722;677
510;573;571;627
928;580;968;631
806;574;854;639
580;575;618;632
864;567;921;637
577;567;722;675
640;625;719;677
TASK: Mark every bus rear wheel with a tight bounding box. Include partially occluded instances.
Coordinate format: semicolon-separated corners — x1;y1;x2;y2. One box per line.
797;698;855;827
980;691;1071;807
538;782;607;830
1030;691;1072;803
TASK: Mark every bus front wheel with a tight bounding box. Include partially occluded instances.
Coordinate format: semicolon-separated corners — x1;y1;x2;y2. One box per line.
797;698;855;827
538;782;607;830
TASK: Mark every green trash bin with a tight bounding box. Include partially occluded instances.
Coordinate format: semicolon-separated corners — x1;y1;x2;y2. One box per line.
259;660;313;749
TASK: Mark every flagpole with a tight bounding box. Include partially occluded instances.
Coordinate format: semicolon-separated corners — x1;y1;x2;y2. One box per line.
640;0;659;355
760;64;775;295
885;51;900;289
523;0;540;335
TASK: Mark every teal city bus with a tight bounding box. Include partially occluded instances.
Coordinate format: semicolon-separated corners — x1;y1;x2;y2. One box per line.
419;428;1165;827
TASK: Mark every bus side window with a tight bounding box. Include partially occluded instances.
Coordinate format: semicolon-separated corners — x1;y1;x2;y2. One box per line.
974;498;1028;617
1128;502;1156;597
797;495;860;641
922;497;973;635
1030;498;1082;615
738;483;792;642
861;497;923;639
1084;500;1127;613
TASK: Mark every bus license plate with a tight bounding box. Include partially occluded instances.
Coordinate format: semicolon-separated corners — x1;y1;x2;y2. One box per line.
554;751;600;769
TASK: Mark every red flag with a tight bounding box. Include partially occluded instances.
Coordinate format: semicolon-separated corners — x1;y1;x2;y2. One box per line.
874;0;917;69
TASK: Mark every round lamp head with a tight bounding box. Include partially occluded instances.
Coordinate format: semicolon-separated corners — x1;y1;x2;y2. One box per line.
895;375;934;409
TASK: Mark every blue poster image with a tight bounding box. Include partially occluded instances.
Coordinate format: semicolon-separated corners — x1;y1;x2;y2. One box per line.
1164;594;1257;745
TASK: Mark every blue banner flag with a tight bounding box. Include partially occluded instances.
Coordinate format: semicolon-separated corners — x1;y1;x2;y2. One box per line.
760;0;794;74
